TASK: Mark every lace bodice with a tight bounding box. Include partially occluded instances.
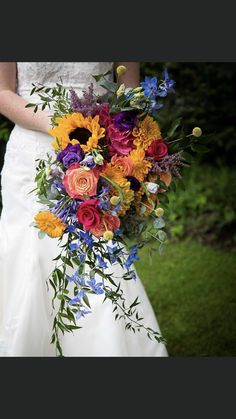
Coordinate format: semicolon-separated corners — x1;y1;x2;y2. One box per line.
16;62;114;101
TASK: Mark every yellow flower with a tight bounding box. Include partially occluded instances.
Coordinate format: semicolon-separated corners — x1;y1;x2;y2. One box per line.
110;196;120;206
103;230;114;241
118;181;134;215
155;207;164;217
116;65;127;77
48;113;105;152
129;148;152;182
192;127;202;137
133;116;161;150
34;211;66;238
101;163;126;187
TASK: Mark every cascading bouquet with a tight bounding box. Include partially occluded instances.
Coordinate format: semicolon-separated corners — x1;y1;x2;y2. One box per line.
27;65;203;356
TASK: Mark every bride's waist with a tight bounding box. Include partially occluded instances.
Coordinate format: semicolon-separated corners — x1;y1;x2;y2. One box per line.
7;125;53;156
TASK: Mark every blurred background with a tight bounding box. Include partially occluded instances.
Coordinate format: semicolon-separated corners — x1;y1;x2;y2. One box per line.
0;62;236;356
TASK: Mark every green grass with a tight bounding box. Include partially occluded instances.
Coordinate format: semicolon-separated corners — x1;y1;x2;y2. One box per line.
135;240;236;356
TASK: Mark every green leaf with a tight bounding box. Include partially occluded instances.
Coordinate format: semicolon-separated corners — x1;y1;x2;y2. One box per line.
167;118;182;138
25;103;36;108
61;256;74;268
191;144;209;153
83;294;91;308
130;296;139;309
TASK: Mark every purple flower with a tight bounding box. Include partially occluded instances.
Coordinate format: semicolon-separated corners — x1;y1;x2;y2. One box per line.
51;180;66;194
126;176;141;191
80;155;96;169
57;143;85;165
62;152;81;168
70;85;99;117
113;111;138;131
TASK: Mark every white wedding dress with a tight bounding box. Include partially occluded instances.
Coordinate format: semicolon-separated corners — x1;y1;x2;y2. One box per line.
0;62;168;357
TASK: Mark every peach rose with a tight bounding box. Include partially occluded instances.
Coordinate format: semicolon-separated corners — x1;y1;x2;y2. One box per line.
111;155;134;176
63;163;99;199
90;212;120;238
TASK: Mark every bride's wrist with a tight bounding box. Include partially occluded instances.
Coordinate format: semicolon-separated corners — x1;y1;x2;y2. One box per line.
40;110;53;134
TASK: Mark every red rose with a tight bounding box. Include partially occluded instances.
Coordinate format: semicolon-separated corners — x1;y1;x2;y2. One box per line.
76;199;101;230
146;139;168;161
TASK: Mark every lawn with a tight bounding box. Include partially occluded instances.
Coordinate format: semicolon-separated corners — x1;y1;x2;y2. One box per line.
135;240;236;356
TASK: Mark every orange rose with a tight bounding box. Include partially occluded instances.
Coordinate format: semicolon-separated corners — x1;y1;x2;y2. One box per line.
90;212;120;238
63;163;99;199
111;155;134;176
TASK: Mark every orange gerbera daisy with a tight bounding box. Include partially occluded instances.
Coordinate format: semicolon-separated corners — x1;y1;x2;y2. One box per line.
34;211;66;238
48;113;105;152
129;148;152;182
101;162;126;187
132;115;161;150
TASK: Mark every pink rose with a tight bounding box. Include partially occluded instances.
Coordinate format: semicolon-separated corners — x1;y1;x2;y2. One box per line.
107;123;134;156
90;212;120;238
97;103;111;128
63;163;99;199
76;199;101;230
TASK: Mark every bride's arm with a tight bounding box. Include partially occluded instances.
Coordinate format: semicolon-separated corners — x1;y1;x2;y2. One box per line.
114;62;140;88
0;62;51;133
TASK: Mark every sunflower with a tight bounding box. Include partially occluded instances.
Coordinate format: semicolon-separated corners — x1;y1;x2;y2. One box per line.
129;148;152;182
132;115;161;150
34;211;66;238
48;113;105;152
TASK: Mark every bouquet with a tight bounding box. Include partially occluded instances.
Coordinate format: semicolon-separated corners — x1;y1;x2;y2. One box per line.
28;65;203;356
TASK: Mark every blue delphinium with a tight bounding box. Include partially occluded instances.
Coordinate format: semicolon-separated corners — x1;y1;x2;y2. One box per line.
69;289;85;305
140;76;158;100
67;271;78;282
79;230;94;249
157;68;175;97
96;255;108;269
87;277;104;295
76;308;91;320
124;245;140;271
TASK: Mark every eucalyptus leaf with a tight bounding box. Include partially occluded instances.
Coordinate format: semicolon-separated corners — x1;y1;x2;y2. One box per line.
153;217;165;229
157;230;167;242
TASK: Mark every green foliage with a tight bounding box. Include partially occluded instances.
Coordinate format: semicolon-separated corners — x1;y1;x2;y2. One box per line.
166;164;236;247
137;240;236;356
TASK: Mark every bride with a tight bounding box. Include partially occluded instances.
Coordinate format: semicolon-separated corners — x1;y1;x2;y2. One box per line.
0;62;168;357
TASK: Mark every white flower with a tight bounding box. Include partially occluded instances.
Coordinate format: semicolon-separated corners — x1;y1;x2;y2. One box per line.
93;154;104;165
145;182;159;194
